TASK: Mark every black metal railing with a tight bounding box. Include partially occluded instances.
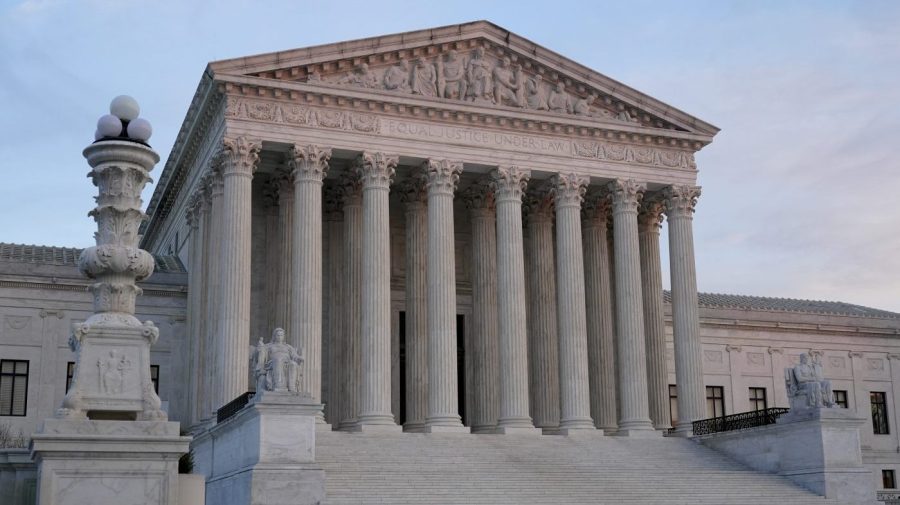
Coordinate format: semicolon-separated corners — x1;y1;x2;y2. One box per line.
216;391;255;423
692;407;790;436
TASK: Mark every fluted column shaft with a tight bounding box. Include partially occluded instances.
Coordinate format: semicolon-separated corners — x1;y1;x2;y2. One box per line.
216;137;260;408
203;171;222;418
582;194;618;431
525;194;560;430
491;167;537;434
356;152;399;429
186;195;203;425
553;174;595;432
323;184;344;426
464;182;500;433
609;179;655;434
639;198;671;430
400;180;428;431
274;174;294;336
289;145;331;419
339;180;363;429
665;185;705;436
424;159;467;431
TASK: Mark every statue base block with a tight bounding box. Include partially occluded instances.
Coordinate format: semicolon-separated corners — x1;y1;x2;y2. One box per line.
697;407;877;505
30;419;189;505
192;393;325;505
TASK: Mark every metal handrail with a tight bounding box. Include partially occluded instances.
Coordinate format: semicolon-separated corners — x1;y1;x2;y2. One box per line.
692;407;790;436
216;391;255;423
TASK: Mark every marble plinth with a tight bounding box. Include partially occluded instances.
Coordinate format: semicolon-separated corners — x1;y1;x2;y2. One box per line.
698;408;877;505
192;393;325;505
30;419;189;505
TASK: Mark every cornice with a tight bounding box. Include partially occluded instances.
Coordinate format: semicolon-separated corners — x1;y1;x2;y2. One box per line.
693;316;900;338
217;74;711;149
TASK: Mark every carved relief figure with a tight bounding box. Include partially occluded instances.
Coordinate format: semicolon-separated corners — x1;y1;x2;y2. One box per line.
98;349;131;395
410;57;438;97
492;57;523;107
383;58;411;92
437;50;467;99
525;74;549;110
574;93;597;117
251;328;304;393
786;352;835;409
339;63;379;88
548;82;572;114
465;47;493;103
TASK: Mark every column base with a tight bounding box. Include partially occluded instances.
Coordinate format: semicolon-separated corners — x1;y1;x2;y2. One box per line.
540;426;561;435
337;419;358;431
402;421;426;433
669;422;694;437
351;421;402;434
612;427;662;438
470;423;498;434
424;425;471;434
559;418;596;431
494;425;542;435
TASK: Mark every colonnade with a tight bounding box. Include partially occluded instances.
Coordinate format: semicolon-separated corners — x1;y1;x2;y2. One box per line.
186;136;706;436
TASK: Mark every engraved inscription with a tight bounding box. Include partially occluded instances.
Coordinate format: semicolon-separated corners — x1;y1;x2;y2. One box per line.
384;119;570;155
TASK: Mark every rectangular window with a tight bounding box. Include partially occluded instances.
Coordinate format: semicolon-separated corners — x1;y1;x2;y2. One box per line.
706;386;725;418
872;391;890;435
0;360;29;416
884;469;896;489
749;387;767;411
834;390;848;409
69;362;158;394
669;384;679;425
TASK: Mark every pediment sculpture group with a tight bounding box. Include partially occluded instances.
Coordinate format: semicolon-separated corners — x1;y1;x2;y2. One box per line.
786;352;836;409
314;47;639;124
251;327;304;393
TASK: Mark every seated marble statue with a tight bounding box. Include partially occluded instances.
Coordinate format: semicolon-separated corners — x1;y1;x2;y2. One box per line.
785;352;835;409
252;328;304;394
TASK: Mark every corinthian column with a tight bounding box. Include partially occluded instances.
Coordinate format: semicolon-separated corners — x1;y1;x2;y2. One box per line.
273;171;294;337
203;167;223;419
525;189;560;431
398;177;428;432
288;144;331;422
492;167;539;435
424;159;468;433
217;136;261;408
339;174;363;430
462;180;500;434
551;174;595;433
664;185;705;436
639;195;671;430
609;178;655;436
186;194;203;425
355;152;401;431
323;182;344;426
582;192;617;432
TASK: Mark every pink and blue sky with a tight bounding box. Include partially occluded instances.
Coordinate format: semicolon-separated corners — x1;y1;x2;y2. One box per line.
1;0;898;311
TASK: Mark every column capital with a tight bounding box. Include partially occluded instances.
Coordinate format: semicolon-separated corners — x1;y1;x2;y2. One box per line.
461;179;495;212
638;194;666;233
273;168;295;201
523;187;555;224
582;190;612;227
289;144;331;183
490;165;531;203
663;185;701;217
323;180;345;221
186;193;202;229
261;176;281;209
203;159;225;198
338;172;363;206
424;159;463;195
551;173;589;209
355;152;397;189
397;176;428;207
607;179;646;211
221;136;262;177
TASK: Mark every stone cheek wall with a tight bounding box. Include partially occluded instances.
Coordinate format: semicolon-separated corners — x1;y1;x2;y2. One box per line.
0;260;187;436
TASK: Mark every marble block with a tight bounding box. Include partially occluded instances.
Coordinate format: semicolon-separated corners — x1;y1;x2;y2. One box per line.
192;393;325;505
30;419;189;505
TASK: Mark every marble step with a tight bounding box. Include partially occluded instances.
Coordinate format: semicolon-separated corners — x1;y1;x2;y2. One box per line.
316;431;838;505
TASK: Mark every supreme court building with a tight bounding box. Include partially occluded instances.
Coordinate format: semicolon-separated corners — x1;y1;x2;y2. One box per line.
3;21;900;504
141;20;716;437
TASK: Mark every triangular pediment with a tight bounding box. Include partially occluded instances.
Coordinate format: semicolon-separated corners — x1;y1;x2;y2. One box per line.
209;21;719;139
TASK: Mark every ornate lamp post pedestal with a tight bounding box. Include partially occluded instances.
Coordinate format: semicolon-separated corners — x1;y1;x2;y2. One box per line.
30;99;190;505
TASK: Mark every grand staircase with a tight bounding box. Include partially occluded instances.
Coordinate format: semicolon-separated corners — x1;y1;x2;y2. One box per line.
317;430;839;504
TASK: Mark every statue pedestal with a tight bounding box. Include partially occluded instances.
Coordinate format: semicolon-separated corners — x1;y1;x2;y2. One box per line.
774;408;877;505
192;393;325;505
30;419;189;505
